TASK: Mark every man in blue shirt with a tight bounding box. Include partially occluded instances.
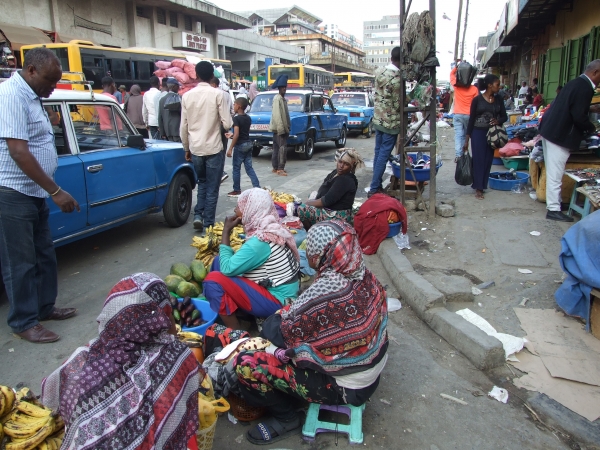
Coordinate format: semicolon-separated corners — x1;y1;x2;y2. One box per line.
0;48;79;343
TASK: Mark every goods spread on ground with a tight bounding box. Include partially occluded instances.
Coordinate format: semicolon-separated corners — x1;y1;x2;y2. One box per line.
0;385;65;450
165;261;208;298
191;223;244;269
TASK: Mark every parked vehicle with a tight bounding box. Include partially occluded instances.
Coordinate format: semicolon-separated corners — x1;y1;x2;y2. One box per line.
247;89;348;160
43;89;196;247
331;92;375;137
268;64;334;91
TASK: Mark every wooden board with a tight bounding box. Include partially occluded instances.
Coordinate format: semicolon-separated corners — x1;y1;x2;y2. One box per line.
592;289;600;340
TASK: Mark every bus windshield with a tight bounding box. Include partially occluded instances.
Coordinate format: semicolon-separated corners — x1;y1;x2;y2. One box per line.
331;93;367;106
270;67;300;81
250;93;305;112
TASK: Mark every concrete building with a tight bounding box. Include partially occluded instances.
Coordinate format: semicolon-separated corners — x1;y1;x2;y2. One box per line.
319;24;363;51
363;15;401;69
0;0;250;63
482;0;600;104
236;6;372;74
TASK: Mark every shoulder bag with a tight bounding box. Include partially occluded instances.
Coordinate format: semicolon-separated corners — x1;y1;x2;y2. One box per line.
486;96;508;149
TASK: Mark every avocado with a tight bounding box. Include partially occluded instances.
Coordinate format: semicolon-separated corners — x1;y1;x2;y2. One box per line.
165;275;184;293
190;260;208;283
170;263;192;281
176;281;201;298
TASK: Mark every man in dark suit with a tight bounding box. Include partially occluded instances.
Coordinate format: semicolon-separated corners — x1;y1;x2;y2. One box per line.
158;78;182;142
539;60;600;222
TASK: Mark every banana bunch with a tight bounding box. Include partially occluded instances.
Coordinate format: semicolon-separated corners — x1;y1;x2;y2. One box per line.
269;191;296;204
177;331;203;347
0;385;65;450
191;223;245;269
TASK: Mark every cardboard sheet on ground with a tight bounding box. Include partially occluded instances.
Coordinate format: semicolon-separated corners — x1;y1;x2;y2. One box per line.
513;308;600;387
511;350;600;422
456;308;525;359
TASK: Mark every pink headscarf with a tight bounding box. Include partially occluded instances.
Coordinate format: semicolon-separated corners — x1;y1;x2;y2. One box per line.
238;188;299;261
249;82;259;102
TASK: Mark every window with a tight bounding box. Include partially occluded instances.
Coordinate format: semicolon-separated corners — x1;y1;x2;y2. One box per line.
136;6;149;18
184;16;193;31
107;59;127;80
310;95;324;111
157;8;166;25
170;11;178;27
133;61;153;81
45;104;70;156
69;103;126;151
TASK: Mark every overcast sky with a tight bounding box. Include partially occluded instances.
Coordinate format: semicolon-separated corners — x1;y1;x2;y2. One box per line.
218;0;506;80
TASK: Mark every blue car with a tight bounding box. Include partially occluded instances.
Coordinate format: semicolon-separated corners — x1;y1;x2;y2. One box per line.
42;90;196;247
248;89;348;160
331;92;375;138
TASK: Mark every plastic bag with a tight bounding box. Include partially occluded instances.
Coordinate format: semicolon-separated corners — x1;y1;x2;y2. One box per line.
455;61;477;88
454;152;473;186
393;233;410;250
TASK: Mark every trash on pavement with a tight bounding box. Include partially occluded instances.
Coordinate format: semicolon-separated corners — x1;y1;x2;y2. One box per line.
477;281;495;290
519;298;529;306
518;268;533;274
228;412;238;425
387;297;402;312
440;393;468;405
529;231;541;236
488;386;509;403
393;233;411;249
471;287;483;296
380;398;391;405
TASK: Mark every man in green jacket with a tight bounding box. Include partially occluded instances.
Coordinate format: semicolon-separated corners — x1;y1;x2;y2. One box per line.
368;47;402;196
269;75;291;176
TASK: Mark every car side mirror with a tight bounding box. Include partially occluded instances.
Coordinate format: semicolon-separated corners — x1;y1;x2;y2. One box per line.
127;134;146;150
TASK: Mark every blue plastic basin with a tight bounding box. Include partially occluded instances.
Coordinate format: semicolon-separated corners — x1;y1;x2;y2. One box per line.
386;222;402;238
178;297;217;336
488;171;530;191
391;153;442;182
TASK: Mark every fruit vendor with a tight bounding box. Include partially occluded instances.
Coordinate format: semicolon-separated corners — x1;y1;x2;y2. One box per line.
232;220;388;445
296;148;364;230
41;273;200;450
203;188;300;330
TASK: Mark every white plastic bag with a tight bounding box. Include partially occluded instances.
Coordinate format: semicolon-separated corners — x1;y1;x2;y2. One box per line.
393;233;410;250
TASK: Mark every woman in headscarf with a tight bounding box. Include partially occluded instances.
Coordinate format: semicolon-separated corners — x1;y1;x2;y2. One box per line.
203;188;300;330
296;148;364;229
41;273;199;450
248;82;259;103
233;220;388;445
124;84;147;137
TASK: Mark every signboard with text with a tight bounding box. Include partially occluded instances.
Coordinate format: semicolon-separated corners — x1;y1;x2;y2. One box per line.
172;32;211;52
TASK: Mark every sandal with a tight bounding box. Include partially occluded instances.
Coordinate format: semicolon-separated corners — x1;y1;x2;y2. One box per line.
272;169;277;173
246;416;302;445
277;170;288;176
475;190;484;200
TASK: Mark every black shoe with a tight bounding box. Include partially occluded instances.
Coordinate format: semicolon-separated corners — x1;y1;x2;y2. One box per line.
193;216;204;231
546;211;574;222
221;172;229;184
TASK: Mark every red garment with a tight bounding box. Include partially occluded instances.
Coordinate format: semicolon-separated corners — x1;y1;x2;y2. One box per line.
353;193;407;255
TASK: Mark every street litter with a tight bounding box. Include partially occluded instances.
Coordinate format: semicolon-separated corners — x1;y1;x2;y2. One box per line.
529;231;541;236
456;309;526;360
440;393;468;405
8;348;14;353
421;227;427;231
518;268;533;274
482;248;486;253
228;412;238;425
387;297;402;311
472;287;483;295
488;386;509;403
477;281;495;290
393;233;410;250
380;399;391;405
519;298;529;306
235;434;244;444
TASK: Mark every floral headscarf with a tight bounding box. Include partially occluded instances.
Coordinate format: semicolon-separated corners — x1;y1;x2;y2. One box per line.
238;188;299;261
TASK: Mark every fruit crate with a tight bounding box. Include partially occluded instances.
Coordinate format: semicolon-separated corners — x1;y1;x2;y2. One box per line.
501;157;529;171
488;171;530;191
178;297;217;336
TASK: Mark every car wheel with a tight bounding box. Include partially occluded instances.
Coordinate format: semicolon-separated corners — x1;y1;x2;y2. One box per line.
335;127;347;149
365;120;374;138
252;146;261;157
302;132;315;160
163;172;192;227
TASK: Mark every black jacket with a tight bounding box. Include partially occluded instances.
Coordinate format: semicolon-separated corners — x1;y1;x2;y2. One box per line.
539;75;596;152
158;92;181;139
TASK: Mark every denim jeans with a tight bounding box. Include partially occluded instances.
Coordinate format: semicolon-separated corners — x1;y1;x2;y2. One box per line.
0;187;57;332
453;114;470;158
193;151;225;227
369;130;398;193
232;141;260;191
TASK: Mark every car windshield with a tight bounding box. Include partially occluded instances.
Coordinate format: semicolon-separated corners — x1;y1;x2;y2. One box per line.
250;93;305;112
331;94;367;107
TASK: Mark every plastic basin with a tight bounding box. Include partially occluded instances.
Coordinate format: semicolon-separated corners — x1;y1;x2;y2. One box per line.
178;297;217;336
391;153;442;182
488;171;530;191
386;222;402;238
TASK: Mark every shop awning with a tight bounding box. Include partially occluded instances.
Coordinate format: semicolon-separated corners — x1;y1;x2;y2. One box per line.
501;0;568;46
0;22;52;50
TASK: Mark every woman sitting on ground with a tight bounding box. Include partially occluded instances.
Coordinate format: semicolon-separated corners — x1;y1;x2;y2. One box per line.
296;148;363;229
233;220;388;445
41;273;199;450
203;188;300;330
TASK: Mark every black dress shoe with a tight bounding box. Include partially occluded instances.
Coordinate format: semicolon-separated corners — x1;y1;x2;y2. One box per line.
41;307;77;321
546;211;574;222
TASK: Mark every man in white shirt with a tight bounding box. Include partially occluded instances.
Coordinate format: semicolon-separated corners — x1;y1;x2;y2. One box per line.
181;61;233;232
142;76;160;139
518;81;528;97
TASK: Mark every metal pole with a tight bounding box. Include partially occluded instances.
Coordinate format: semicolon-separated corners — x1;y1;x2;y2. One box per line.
429;0;437;217
399;0;406;204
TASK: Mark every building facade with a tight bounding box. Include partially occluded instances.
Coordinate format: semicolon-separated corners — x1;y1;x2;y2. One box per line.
363;15;401;69
319;24;363;51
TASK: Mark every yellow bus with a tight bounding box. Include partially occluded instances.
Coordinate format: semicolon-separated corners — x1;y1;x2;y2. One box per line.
20;41;232;92
268;64;333;90
334;72;375;90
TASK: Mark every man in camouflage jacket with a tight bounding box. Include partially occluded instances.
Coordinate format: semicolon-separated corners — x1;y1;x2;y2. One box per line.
368;47;402;196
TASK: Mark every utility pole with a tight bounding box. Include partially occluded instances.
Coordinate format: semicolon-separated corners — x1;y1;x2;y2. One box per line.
454;0;463;60
460;0;470;60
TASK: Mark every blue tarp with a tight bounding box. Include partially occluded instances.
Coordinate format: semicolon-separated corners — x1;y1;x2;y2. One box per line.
555;210;600;330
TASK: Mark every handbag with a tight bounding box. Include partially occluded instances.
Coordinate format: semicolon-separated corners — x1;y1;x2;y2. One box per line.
486;97;508;149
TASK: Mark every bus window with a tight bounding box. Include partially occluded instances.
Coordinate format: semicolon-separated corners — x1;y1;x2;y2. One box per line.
109;59;128;80
82;56;105;88
133;61;153;81
270;66;300;81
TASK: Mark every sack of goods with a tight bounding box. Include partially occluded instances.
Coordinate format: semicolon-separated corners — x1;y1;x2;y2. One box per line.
455;62;477;88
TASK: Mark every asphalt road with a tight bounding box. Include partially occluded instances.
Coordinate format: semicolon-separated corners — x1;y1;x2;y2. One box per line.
0;133;569;449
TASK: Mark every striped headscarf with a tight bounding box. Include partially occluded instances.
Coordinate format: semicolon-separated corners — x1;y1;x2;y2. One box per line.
42;273;199;450
238;188;299;261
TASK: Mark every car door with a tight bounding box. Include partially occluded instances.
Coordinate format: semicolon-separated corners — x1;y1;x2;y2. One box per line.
44;102;88;242
309;95;327;140
69;101;157;226
325;97;343;138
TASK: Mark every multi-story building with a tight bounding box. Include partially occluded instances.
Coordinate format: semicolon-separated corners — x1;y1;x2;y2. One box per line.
363;15;401;69
319;24;363;51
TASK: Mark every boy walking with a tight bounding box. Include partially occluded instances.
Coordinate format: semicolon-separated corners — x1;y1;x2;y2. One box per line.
226;97;260;197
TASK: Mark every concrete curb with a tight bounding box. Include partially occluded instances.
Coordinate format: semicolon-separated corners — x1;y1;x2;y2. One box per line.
377;240;506;370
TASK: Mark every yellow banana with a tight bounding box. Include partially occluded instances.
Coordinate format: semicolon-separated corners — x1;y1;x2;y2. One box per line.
177;331;202;341
5;416;54;450
38;440;50;450
4;415;51;438
0;422;4;442
49;437;62;450
15;401;52;418
0;386;15;417
12;412;51;425
14;388;31;403
0;388;5;418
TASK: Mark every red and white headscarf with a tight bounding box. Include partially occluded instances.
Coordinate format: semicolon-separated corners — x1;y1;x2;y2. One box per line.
237;188;299;261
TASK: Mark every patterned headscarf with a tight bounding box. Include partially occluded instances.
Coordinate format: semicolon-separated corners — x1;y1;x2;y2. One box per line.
42;273;199;450
280;221;387;375
335;148;365;172
238;188;299;261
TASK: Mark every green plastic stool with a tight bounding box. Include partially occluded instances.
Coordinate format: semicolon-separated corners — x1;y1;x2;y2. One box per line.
302;403;365;444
